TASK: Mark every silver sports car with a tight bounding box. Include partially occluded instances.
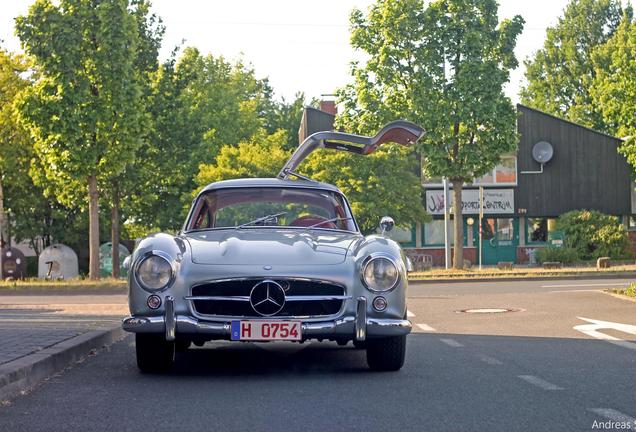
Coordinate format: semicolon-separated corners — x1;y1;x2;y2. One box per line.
123;120;425;372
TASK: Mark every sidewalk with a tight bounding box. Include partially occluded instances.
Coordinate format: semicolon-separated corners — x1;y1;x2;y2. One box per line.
0;294;128;401
408;264;636;283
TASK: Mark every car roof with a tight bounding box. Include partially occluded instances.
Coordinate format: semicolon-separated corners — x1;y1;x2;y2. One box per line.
198;178;343;195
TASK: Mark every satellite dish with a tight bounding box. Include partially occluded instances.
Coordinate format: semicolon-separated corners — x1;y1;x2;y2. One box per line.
532;141;554;164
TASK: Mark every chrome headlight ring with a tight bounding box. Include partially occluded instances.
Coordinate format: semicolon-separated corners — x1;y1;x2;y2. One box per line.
133;250;176;293
360;252;401;293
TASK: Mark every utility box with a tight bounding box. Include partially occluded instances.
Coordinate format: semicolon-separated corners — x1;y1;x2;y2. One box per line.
99;242;130;278
38;244;79;280
2;247;27;279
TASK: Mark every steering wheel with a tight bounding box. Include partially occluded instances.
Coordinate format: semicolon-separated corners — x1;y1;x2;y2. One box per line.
289;215;336;229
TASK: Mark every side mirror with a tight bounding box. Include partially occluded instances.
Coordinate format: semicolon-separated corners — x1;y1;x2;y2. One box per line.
123;256;132;271
380;216;395;235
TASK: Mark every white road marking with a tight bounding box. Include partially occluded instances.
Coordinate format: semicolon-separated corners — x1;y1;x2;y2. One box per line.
517;375;563;391
542;282;630;288
548;289;609;293
0;318;119;323
439;338;463;348
416;323;436;332
476;354;503;365
407;310;415;318
574;317;636;351
588;408;636;424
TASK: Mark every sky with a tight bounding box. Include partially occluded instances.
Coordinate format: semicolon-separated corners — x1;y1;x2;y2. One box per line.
0;0;624;104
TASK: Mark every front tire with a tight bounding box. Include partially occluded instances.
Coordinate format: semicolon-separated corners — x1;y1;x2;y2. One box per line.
136;333;175;373
366;335;406;371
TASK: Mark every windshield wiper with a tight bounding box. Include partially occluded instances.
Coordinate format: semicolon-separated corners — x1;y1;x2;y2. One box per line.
236;212;287;229
305;217;353;229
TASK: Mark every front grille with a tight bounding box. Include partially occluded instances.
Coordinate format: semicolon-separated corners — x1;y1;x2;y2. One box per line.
190;278;346;318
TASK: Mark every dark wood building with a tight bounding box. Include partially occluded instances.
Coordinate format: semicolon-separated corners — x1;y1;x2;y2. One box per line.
516;105;631;217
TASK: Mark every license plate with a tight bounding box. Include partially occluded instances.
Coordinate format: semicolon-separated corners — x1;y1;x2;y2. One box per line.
231;320;302;341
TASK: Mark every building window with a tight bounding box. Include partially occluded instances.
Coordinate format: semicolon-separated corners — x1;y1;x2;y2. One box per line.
424;220;454;245
527;218;550;243
495;156;517;183
474;155;517;185
424;155;518;186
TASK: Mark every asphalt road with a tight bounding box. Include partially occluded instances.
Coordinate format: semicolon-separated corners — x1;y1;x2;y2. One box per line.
1;277;635;432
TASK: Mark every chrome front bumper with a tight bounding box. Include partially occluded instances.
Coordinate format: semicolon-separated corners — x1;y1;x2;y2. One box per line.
122;297;411;342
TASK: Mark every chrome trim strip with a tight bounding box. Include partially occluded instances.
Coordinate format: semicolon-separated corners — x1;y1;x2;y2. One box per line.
184;295;351;302
190;276;347;288
355;296;367;342
165;296;176;341
184;296;251;302
285;295;352;301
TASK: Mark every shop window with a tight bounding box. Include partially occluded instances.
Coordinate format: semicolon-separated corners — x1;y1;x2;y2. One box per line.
481;218;495;240
497;218;514;240
387;226;415;245
527;218;549;243
629;216;636;231
424;220;454;245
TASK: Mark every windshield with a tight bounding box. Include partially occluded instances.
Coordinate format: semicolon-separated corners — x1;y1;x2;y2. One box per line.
186;187;358;232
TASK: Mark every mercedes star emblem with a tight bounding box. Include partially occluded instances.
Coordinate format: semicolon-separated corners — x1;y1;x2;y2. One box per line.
249;279;286;316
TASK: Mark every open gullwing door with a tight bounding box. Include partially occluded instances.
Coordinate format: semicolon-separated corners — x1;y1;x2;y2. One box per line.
277;120;425;179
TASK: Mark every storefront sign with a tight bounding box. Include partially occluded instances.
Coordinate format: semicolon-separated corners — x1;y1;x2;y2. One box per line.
426;189;514;215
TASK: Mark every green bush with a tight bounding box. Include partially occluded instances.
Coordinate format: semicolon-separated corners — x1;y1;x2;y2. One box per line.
556;210;631;260
536;247;579;264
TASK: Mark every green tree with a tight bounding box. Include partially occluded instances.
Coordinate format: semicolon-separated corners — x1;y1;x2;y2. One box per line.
105;0;163;277
196;129;291;185
16;0;148;279
521;0;630;131
0;50;30;261
337;0;523;266
590;14;636;169
260;91;307;150
130;48;281;232
303;148;427;234
0;49;78;265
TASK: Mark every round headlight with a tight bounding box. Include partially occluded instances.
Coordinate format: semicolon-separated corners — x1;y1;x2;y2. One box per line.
362;256;399;292
136;254;173;291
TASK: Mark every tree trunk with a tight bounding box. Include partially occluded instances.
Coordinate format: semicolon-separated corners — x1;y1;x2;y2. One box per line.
0;177;4;279
452;181;464;269
88;175;100;280
111;186;120;279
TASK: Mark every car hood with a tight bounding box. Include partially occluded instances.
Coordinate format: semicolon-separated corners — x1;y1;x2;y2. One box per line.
185;229;361;265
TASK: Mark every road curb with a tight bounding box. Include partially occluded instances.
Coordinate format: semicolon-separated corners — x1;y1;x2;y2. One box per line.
602;290;636;304
409;272;636;284
0;326;125;402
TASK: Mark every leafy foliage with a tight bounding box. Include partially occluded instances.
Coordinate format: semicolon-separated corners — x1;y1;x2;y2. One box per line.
590;14;636;170
535;247;579;264
15;0;147;201
127;48;306;234
196;129;292;186
521;0;631;130
337;0;523;260
556;210;631;260
302;148;427;234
